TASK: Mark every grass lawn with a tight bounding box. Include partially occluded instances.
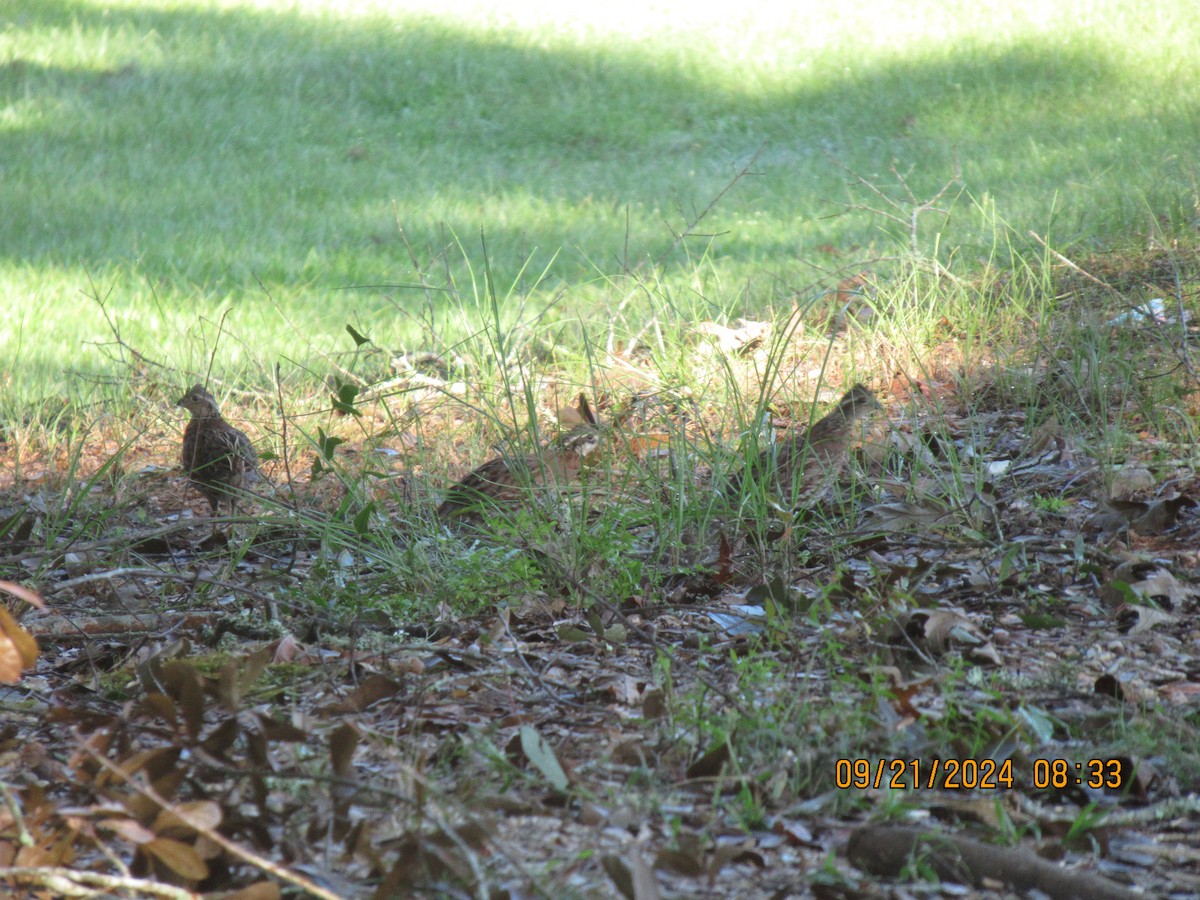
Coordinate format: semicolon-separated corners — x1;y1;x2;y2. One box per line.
2;0;1197;409
3;2;1200;897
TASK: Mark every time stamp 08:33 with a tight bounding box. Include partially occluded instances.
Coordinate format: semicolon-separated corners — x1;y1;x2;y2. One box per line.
835;757;1130;791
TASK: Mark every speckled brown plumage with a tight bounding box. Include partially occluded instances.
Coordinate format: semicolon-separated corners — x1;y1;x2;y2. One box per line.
177;384;259;516
728;384;882;502
438;424;602;519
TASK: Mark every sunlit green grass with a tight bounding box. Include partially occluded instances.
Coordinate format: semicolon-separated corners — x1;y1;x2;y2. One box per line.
1;0;1198;411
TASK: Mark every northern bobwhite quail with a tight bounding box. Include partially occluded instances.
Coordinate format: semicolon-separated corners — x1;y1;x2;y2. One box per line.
437;424;602;519
177;384;260;517
728;383;882;503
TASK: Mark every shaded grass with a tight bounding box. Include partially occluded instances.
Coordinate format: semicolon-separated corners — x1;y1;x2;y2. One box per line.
1;0;1198;410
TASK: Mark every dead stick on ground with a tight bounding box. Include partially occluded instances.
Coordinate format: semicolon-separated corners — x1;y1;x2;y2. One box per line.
848;824;1138;900
1028;230;1121;295
0;867;199;899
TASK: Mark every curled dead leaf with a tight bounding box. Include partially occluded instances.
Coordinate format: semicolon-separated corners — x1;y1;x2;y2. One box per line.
1116;604;1176;635
695;319;771;355
0;580;47;609
0;581;42;684
901;609;1002;666
1102;563;1195;610
1091;495;1194;535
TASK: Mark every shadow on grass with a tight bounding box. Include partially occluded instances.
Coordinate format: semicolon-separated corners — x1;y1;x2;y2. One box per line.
1;0;1195;381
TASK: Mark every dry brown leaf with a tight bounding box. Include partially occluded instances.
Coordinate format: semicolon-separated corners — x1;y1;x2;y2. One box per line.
695;319;771;355
329;723;360;778
238;645;273;695
325;673;404;713
160;662;205;741
655;846;706;876
0;603;39;684
123;770;186;823
100;746;182;789
270;633;302;663
254;713;309;742
99;817;157;845
0;580;46;609
1092;495;1194;534
0;627;29;685
1108;465;1155;498
1117;604;1177;635
1103;563;1195;609
904;609;1002;666
152;800;223;838
13;844;62;868
631;846;662;900
143;835;209;881
623;433;672;458
200;717;240;757
861;500;951;532
607;674;643;706
519;725;570;793
686;740;730;780
140;693;179;730
602;854;636;899
773;818;816;847
642;688;667;720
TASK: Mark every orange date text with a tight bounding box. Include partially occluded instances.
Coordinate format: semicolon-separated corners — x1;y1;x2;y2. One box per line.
834;757;1014;790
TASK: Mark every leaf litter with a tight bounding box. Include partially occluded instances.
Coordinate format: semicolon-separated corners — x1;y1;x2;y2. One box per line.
4;318;1200;897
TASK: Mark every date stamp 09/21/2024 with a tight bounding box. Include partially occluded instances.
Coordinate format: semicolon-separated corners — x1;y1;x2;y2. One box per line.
835;757;1132;792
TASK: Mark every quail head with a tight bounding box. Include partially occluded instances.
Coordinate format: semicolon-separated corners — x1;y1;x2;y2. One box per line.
177;384;260;517
437;423;602;519
729;383;882;503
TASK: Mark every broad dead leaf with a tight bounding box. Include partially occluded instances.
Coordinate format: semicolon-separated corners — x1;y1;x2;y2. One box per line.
99;817;157;845
1102;563;1195;609
1108;465;1155;498
152;800;223;838
861;500;952;532
326;673;404;713
1117;604;1177;635
0;582;42;684
519;725;570;793
329;723;360;778
631;846;662;900
1092;495;1194;534
903;609;1002;666
602;854;636;899
143;836;209;881
686;739;731;780
0;580;46;609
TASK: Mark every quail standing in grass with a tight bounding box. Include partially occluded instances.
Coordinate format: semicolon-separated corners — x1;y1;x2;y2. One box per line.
728;383;883;503
177;384;260;518
437;423;602;519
